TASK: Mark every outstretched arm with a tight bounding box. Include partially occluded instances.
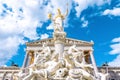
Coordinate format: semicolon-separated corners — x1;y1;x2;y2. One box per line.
64;8;68;17
64;3;68;17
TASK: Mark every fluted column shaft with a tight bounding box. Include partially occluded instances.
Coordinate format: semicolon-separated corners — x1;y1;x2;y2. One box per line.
89;50;99;78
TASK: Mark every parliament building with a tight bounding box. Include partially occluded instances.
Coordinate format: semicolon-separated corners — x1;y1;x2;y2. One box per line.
0;8;120;80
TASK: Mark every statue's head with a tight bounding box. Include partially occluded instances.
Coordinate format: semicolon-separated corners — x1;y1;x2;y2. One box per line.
57;8;61;15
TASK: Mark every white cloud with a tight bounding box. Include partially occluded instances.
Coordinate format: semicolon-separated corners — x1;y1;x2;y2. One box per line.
49;0;72;15
46;23;53;30
81;17;88;27
110;43;120;55
109;55;120;67
40;33;49;39
103;8;120;16
109;37;120;67
112;37;120;43
74;0;111;17
2;65;7;67
0;0;72;66
109;37;120;55
0;0;112;66
0;36;24;65
82;21;88;27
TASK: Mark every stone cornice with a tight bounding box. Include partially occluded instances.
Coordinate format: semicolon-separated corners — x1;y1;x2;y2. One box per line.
98;67;120;69
0;67;20;70
26;38;93;46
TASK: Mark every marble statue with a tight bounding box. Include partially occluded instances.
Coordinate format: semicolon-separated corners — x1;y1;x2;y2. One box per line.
68;45;83;63
20;43;96;80
54;68;68;79
66;45;95;80
63;51;75;69
22;62;47;80
98;69;109;80
67;68;95;80
68;45;93;73
22;63;39;80
17;6;99;80
48;8;68;32
22;43;52;80
13;68;27;80
22;49;67;80
34;43;51;65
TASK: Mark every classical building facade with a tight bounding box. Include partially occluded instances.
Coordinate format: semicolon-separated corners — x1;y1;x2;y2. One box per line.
0;8;120;80
0;67;19;80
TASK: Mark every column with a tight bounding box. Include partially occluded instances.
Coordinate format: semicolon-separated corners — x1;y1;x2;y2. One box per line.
89;49;99;78
10;72;14;80
55;42;64;60
2;72;7;80
22;50;29;68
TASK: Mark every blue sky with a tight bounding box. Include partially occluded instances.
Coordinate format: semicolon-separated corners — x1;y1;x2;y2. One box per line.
0;0;120;67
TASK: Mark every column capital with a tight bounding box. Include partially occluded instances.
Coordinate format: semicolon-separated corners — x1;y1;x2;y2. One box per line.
89;49;94;52
26;50;29;53
26;50;34;54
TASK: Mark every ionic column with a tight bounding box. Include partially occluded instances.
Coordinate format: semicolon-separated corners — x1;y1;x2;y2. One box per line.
22;50;29;68
2;72;7;80
11;72;14;80
89;49;99;78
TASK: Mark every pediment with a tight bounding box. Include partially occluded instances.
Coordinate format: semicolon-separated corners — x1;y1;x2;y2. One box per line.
26;38;93;46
